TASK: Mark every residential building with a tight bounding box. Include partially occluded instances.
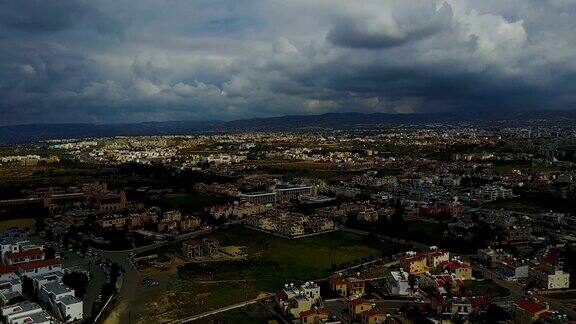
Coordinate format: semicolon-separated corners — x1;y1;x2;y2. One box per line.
387;270;414;296
361;309;386;324
497;257;529;280
401;253;427;275
513;298;551;324
327;277;348;296
4;249;45;266
0;265;17;281
426;250;450;269
240;191;277;204
349;299;374;318
276;282;322;320
1;301;52;324
0;277;23;306
38;281;83;322
529;264;570;290
299;307;329;324
16;259;63;277
439;260;473;281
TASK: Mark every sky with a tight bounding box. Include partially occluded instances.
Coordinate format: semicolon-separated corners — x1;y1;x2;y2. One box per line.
1;0;576;125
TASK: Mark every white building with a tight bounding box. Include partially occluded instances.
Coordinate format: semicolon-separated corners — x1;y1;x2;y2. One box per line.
475;185;514;201
530;265;571;290
38;282;83;322
276;282;322;319
0;240;39;263
16;259;63;277
0;277;23;305
0;264;17;281
239;191;277;204
387;270;415;296
1;301;52;324
31;271;64;294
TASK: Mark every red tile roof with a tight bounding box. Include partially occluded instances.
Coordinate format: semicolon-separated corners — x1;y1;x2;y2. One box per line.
402;254;427;263
16;258;62;271
184;239;199;246
440;260;470;270
0;263;15;275
350;298;370;306
5;248;44;260
514;298;547;315
328;277;347;286
299;307;329;318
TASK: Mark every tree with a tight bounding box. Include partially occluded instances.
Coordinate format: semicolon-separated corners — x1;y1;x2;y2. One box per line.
408;274;418;294
62;272;90;298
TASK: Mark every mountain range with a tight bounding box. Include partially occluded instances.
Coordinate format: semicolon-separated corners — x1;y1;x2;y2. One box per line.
1;110;575;143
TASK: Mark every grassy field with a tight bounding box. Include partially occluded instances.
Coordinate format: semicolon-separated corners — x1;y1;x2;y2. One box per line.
258;161;362;181
136;279;265;323
179;227;383;292
135;228;391;322
0;162;117;196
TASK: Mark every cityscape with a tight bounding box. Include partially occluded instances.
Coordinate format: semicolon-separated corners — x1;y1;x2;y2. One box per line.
0;124;575;323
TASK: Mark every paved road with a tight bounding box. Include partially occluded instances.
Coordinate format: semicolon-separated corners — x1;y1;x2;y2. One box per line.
96;228;211;324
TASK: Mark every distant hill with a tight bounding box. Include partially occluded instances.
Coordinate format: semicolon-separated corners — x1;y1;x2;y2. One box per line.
220;110;576;131
0;121;223;143
1;110;575;143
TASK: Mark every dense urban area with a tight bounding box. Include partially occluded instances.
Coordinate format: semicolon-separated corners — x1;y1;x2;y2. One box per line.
0;126;576;324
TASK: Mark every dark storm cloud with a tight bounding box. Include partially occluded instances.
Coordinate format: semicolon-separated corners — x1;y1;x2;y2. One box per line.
0;1;87;33
326;2;454;49
1;0;576;125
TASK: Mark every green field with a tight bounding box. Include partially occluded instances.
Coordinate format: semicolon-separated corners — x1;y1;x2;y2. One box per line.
258;161;362;181
178;227;384;292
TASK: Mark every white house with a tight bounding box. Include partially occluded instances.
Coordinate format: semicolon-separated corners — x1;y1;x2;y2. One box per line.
0;264;17;281
31;270;64;294
276;282;322;319
0;277;23;305
387;270;415;296
530;265;571;290
16;258;63;277
1;301;52;324
38;281;83;322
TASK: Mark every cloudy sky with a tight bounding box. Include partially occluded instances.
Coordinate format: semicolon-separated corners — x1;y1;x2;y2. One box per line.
1;0;576;125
